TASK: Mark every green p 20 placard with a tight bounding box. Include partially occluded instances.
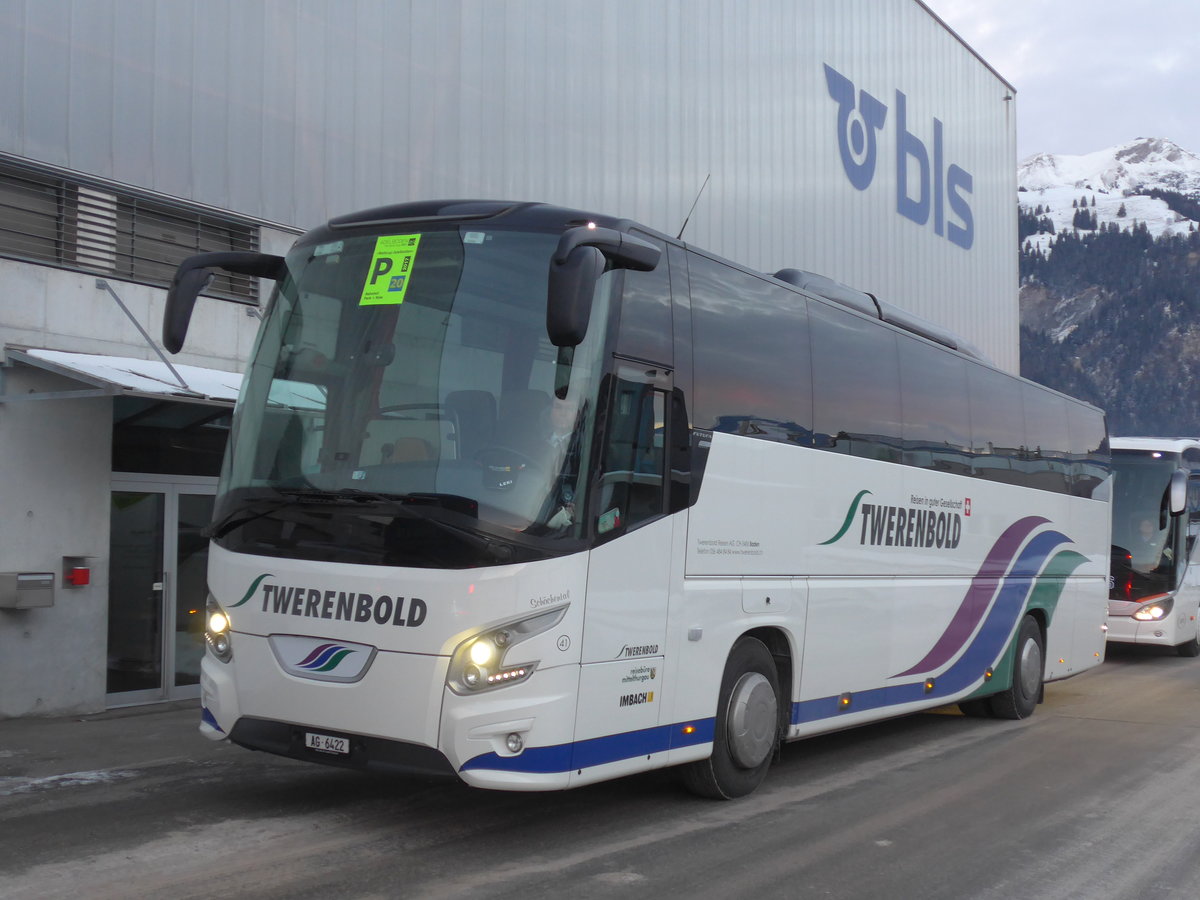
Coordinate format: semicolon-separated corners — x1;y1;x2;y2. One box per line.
359;234;421;306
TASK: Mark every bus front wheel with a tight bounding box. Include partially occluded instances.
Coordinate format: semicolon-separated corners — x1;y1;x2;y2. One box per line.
682;636;781;799
989;615;1043;719
1175;633;1200;657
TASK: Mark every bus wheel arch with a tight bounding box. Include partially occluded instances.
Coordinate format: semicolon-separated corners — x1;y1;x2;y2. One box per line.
682;634;784;799
989;613;1045;720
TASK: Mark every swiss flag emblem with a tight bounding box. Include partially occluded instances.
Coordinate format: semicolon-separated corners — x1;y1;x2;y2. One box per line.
964;498;972;517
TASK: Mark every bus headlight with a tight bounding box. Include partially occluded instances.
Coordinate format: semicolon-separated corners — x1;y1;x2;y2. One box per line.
205;595;234;663
1134;595;1174;621
447;605;568;694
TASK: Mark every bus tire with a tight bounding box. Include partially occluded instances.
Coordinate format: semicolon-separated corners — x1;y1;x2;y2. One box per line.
989;615;1043;720
1175;634;1200;657
682;636;781;800
957;698;994;718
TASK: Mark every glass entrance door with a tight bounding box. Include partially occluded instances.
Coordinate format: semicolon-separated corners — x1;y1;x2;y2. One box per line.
107;477;216;705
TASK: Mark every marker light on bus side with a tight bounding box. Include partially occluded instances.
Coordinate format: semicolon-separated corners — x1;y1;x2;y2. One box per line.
446;606;567;694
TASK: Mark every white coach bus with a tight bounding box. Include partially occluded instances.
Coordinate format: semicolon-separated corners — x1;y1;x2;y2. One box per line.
1107;438;1200;656
164;200;1111;798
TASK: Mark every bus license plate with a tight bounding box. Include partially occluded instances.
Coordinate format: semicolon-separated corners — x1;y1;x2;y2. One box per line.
305;732;349;755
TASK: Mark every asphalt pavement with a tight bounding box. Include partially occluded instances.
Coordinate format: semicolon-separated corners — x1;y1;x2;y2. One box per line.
0;699;215;791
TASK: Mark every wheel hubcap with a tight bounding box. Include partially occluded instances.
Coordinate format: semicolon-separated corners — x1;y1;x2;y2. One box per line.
1018;637;1043;698
727;672;778;768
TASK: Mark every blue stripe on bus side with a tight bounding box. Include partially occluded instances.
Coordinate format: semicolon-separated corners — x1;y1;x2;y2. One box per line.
459;718;716;774
201;706;224;733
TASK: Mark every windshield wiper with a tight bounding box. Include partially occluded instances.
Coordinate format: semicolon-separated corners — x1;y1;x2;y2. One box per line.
208;487;525;563
205;496;296;540
204;488;393;540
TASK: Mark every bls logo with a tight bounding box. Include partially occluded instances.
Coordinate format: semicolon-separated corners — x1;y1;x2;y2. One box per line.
824;64;974;250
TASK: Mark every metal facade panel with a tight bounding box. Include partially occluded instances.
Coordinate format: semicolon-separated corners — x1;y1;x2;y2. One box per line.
0;0;1017;368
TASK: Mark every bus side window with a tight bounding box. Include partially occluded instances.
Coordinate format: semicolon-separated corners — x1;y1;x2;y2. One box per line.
616;232;673;365
689;252;812;445
809;301;902;462
1022;383;1071;495
1067;401;1108;499
898;333;971;474
968;363;1026;485
596;375;666;537
1187;477;1200;560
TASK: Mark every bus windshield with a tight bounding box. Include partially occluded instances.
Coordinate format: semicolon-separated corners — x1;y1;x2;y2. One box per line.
211;226;612;568
1110;450;1184;600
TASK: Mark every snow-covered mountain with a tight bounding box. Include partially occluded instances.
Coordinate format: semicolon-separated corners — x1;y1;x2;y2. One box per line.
1017;138;1200;435
1018;138;1200;254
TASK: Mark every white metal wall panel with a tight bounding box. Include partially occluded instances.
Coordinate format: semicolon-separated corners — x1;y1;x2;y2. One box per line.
0;0;1017;369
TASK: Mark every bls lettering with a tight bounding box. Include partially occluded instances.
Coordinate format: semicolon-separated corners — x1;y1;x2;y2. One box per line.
824;63;974;250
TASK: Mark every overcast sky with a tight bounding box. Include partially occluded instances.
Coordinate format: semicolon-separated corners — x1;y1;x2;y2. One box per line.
922;0;1200;161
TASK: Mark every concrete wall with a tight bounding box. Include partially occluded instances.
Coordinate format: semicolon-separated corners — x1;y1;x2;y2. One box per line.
0;224;295;372
0;366;111;717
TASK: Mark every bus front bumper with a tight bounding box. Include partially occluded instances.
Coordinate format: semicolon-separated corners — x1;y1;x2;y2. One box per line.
1105;614;1181;647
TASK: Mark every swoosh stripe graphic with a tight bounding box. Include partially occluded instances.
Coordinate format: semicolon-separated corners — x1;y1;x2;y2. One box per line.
299;649;340;670
298;646;355;670
794;530;1072;723
818;490;872;545
1025;550;1089;620
892;516;1049;677
312;649;355;672
296;644;341;667
934;530;1069;693
231;573;273;608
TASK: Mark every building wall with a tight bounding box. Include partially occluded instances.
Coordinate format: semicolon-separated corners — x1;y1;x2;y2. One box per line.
0;0;1018;717
0;225;296;372
0;366;111;717
0;0;1019;370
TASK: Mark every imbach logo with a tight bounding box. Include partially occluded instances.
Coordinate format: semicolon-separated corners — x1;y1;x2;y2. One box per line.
824;63;974;250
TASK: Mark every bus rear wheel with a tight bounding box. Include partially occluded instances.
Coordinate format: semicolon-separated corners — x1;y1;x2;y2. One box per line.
683;636;781;800
989;615;1043;720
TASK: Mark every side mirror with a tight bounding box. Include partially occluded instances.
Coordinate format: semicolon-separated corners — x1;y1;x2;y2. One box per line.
1170;468;1189;516
163;251;285;353
547;246;605;347
546;226;661;348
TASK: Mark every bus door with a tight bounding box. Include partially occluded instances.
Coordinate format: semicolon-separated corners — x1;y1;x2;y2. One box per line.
574;364;674;766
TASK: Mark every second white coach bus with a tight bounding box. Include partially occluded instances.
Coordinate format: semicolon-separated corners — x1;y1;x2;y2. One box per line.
1108;437;1200;656
164;200;1111;798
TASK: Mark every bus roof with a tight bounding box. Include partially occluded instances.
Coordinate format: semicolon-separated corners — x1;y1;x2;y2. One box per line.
1110;437;1200;455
